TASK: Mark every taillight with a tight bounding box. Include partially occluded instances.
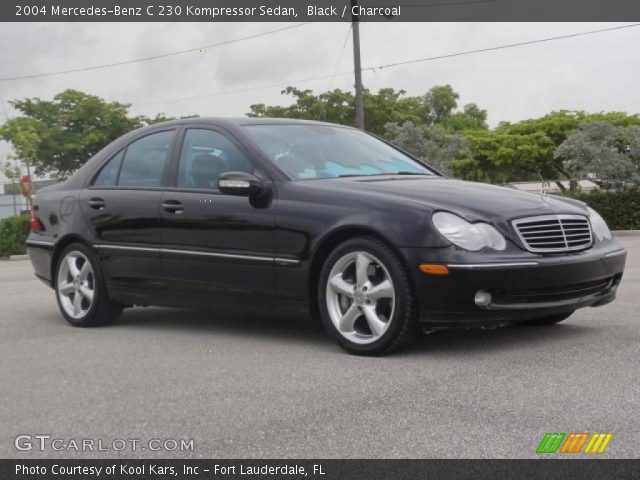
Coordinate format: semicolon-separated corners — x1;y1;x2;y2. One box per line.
30;205;42;232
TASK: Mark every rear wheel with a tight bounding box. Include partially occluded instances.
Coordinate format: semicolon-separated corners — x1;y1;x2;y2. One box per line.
318;237;417;355
55;243;122;327
517;311;574;326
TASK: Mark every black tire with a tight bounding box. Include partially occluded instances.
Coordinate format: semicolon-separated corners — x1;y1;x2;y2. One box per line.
54;242;123;327
318;236;417;356
517;311;574;327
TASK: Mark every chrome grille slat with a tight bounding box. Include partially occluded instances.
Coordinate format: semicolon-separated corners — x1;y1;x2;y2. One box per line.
512;214;593;253
518;223;560;229
517;228;562;233
527;237;565;241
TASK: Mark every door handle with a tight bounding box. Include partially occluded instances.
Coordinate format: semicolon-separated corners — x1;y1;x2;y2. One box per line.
162;200;184;214
88;198;106;210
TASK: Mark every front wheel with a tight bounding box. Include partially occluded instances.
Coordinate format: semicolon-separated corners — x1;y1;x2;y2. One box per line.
318;237;417;356
517;311;574;326
55;243;123;327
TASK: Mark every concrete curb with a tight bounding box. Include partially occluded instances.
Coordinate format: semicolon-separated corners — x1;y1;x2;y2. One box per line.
613;230;640;237
8;255;28;261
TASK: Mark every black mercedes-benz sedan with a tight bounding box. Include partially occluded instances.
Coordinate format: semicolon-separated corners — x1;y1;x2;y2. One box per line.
26;118;627;355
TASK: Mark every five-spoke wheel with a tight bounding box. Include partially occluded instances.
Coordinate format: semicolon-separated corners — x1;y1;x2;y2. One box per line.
319;237;416;355
57;251;95;319
54;243;123;326
326;251;395;344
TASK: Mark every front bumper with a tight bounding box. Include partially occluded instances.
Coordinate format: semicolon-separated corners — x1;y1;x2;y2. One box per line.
401;241;627;327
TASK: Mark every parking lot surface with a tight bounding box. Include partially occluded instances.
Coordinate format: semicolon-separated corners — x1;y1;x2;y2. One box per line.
1;237;638;459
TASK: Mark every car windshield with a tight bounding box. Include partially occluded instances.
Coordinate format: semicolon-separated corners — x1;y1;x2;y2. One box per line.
243;124;435;180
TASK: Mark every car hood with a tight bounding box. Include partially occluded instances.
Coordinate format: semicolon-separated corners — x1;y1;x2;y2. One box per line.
309;176;588;222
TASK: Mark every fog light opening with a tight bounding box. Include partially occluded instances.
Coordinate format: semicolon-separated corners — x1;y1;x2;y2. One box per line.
474;290;492;307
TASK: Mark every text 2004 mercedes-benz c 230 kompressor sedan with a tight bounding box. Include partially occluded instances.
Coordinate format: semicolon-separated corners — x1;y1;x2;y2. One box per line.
26;118;627;355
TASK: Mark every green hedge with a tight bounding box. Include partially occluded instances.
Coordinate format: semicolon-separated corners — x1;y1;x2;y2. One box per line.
564;190;640;230
0;215;31;257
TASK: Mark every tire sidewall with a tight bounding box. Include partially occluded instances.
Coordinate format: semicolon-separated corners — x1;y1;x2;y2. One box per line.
54;243;105;326
318;237;413;355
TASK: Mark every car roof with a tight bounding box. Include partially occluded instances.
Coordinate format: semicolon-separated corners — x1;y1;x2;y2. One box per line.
143;117;356;130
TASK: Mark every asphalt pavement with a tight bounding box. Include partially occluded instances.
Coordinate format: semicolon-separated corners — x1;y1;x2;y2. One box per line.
1;237;639;459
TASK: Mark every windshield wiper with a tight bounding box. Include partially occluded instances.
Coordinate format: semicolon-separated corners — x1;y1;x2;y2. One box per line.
394;171;432;175
336;171;432;178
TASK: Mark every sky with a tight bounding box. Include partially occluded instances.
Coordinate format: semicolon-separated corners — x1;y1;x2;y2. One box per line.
1;21;640;181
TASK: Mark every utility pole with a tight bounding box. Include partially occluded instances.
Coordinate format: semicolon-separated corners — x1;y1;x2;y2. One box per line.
350;0;364;130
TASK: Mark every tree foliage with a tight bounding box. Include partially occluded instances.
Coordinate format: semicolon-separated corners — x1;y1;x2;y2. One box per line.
2;86;639;188
555;122;640;189
0;90;192;178
248;84;487;136
384;121;467;176
452;130;557;183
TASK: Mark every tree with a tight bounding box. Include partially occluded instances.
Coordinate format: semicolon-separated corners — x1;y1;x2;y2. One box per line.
3;156;23;183
0;120;40;177
384;121;468;175
249;86;355;126
498;110;640;147
0;90;192;178
452;130;557;183
555;122;640;190
423;85;459;125
441;103;488;132
248;84;487;136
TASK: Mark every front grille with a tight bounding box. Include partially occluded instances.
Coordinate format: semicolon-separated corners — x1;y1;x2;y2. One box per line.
512;214;593;253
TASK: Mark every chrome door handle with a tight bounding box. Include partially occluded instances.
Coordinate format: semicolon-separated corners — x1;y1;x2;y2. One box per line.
162;201;184;214
88;198;105;210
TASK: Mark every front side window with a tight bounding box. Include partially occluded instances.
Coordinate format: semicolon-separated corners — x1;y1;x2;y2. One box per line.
243;124;435;180
118;130;175;187
177;129;254;190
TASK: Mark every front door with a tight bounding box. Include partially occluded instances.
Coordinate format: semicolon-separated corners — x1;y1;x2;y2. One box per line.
160;127;276;299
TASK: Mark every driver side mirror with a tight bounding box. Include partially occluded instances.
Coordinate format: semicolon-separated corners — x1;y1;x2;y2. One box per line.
218;171;267;197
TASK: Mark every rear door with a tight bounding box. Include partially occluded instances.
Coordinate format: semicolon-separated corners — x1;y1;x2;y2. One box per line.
160;126;276;299
79;128;177;297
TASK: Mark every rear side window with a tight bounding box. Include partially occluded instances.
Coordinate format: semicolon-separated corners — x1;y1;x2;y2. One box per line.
118;130;175;187
93;150;124;187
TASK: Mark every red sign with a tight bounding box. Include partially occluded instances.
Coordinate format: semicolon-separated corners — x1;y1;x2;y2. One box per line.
19;175;32;198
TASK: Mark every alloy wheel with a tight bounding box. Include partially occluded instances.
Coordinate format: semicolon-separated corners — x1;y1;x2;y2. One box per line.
57;251;95;319
325;251;396;344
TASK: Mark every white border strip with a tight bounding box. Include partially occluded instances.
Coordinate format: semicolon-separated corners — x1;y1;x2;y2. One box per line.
94;244;300;266
447;262;540;269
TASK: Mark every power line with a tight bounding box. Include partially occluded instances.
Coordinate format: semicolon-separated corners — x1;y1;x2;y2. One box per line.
131;72;351;108
318;24;353;121
129;23;640;109
373;22;640;70
0;23;312;83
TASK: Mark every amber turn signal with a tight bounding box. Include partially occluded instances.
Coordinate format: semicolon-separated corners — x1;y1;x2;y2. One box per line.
419;264;449;275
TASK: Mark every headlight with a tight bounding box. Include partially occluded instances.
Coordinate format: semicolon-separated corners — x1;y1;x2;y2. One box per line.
587;207;612;242
432;212;506;251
